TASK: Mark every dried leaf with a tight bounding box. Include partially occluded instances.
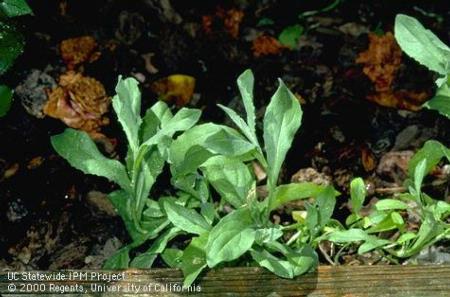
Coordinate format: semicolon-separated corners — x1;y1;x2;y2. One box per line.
151;74;195;106
356;32;402;92
44;71;110;136
60;36;99;69
361;146;376;172
219;8;244;39
356;32;429;110
252;35;285;57
202;8;244;38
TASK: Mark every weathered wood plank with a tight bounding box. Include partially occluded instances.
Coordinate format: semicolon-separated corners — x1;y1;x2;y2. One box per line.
1;265;449;296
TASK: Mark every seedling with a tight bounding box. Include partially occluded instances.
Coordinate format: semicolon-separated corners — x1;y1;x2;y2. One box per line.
52;70;343;286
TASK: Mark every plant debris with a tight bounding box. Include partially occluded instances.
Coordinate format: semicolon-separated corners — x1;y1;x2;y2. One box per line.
60;36;100;70
43;71;110;138
151;74;195;106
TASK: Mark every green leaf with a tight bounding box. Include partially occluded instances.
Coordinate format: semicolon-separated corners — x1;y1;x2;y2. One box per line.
161;248;183;268
394;14;450;81
139;109;160;142
408;140;450;177
180;234;208;288
350;178;366;214
161;107;202;137
103;246;131;269
130;227;181;268
255;226;283;245
263;79;302;190
169;123;225;166
367;212;404;233
0;21;24;75
237;69;257;138
414;159;427;200
375;199;408;211
316;186;336;230
113;76;142;151
201;156;254;208
424;83;450;118
358;238;390;254
151;100;173;125
270;182;338;211
250;248;297;278
278;24;304;48
201;202;216;225
0;0;32;17
174;145;215;176
203;128;256;157
143;199;164;218
327;228;370;242
163;199;211;235
206;208;256;267
0;84;13;117
261;242;317;277
51;129;131;192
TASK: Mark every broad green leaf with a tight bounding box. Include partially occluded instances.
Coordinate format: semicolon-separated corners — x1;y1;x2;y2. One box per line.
201;156;254;208
151;100;173;125
203;128;256;157
0;84;13;117
113;77;142;151
278;24;304;48
139;109;160;142
327;228;369;242
103;246;131;269
237;69;257;137
395;212;444;258
143;199;164;218
408;140;449;177
316;186;336;230
375;199;408;211
0;21;24;75
130;227;181;268
251;248;297;278
180;234;208;288
264;242;317;276
201;202;216;225
270;182;338;211
367;212;404;233
169;123;224;166
394;14;450;80
173;145;215;176
263;79;302;190
218;104;258;146
51;129;130;192
424;83;450;118
206;208;256;267
161;248;183;268
358;238;390;254
350;178;366;214
425;94;450;118
108;190;139;240
254;226;283;245
0;0;32;17
396;232;417;244
163;199;211;235
161;107;201;136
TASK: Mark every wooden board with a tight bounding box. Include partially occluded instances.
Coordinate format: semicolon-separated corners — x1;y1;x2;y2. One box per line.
1;265;449;296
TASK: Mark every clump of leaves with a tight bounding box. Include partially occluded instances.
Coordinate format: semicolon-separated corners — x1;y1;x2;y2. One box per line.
0;0;32;117
319;143;450;262
52;70;341;286
394;14;450;118
0;0;32;74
